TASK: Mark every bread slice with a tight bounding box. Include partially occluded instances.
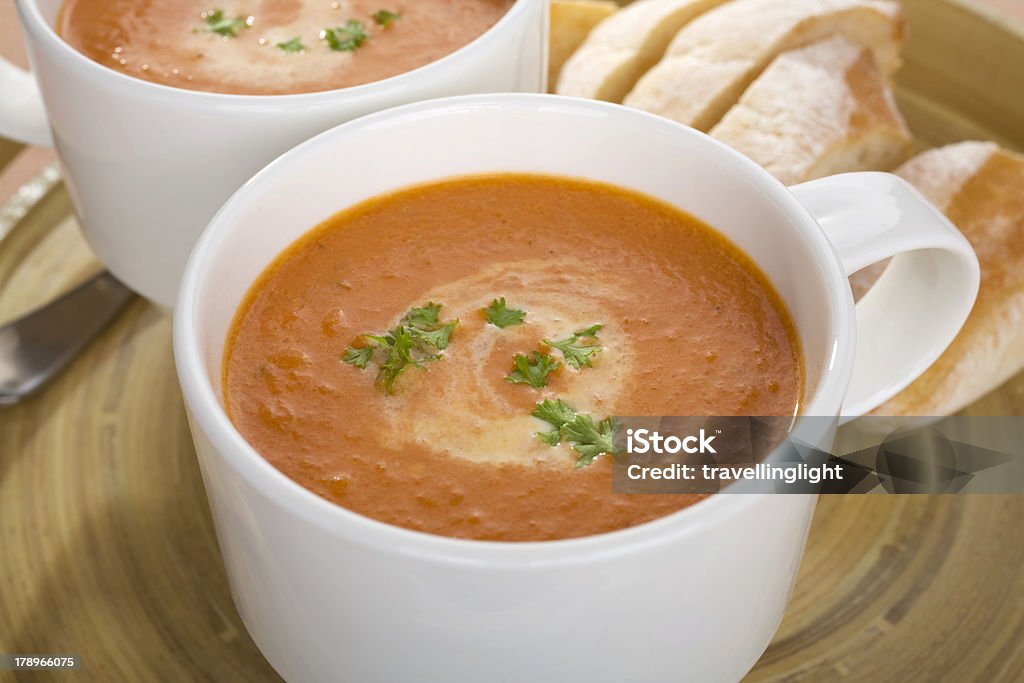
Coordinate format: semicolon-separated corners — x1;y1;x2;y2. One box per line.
549;0;620;91
556;0;728;102
623;0;906;131
868;142;1024;416
710;35;912;186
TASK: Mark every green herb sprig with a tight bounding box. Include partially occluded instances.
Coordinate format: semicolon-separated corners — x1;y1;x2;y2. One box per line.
506;351;560;388
323;20;368;52
276;36;306;52
531;398;619;467
201;9;249;38
343;303;458;393
531;398;577;446
544;324;603;370
482;297;526;329
402;303;458;350
372;9;402;27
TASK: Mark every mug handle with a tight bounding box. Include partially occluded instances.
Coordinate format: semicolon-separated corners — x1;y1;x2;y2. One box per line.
789;172;980;419
0;57;53;147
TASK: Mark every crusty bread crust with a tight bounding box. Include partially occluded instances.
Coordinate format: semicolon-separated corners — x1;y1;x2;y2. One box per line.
556;0;728;102
549;0;619;92
871;142;1024;416
624;0;906;131
711;35;912;185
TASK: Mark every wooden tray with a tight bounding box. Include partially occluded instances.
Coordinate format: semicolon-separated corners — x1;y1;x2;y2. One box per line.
1;1;1022;680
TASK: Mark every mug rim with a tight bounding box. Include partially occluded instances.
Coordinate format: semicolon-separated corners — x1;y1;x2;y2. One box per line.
15;0;541;104
173;94;854;566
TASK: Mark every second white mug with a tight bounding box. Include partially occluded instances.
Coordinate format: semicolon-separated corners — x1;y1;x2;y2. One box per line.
0;0;549;308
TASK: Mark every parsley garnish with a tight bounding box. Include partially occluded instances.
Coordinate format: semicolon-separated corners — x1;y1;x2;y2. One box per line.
277;36;306;52
377;326;434;393
531;398;576;445
342;345;373;368
506;351;560;388
536;429;563;447
404;303;442;327
323;20;368;52
562;414;619;467
202;9;249;38
543;324;603;370
402;303;458;350
482;297;526;328
342;303;458;393
531;398;619;467
372;9;402;27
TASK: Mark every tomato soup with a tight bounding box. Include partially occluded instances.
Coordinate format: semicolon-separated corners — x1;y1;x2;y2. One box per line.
57;0;514;95
223;175;803;541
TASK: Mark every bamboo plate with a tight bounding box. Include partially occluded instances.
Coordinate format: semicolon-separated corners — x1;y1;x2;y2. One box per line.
1;1;1023;680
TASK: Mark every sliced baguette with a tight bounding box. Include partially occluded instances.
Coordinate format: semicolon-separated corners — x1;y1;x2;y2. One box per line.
550;0;620;91
624;0;906;131
556;0;728;102
869;142;1024;416
710;35;912;185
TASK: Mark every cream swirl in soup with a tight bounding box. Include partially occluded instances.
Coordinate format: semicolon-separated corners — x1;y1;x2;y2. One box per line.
58;0;515;95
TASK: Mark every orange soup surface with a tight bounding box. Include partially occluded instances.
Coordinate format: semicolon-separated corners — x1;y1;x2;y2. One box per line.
224;175;803;541
58;0;513;95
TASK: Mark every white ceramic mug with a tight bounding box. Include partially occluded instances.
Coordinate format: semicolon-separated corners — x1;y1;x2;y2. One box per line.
0;0;548;308
173;95;979;682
